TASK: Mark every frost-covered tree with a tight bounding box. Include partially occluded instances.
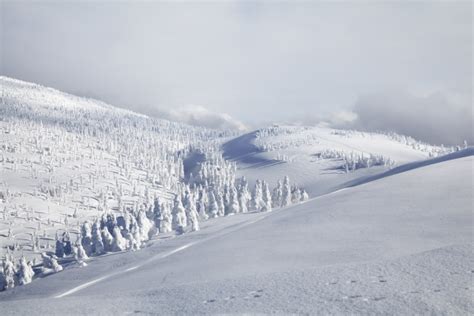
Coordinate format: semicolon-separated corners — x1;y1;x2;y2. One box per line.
238;177;251;213
197;187;209;220
281;176;291;207
227;184;240;215
185;192;200;231
81;221;93;256
137;208;153;242
152;197;162;231
41;252;63;273
291;185;302;203
2;257;16;289
208;191;219;218
300;189;309;201
272;180;283;208
261;180;272;212
216;191;225;217
251;180;264;212
159;202;173;233
112;226;128;251
55;231;72;258
101;227;114;252
17;256;35;285
172;195;187;232
91;221;105;255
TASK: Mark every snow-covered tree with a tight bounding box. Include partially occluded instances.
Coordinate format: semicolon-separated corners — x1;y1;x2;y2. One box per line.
41;252;63;273
300;189;309;201
91;221;105;255
17;256;35;285
261;180;272;212
159;202;173;233
227;184;240;215
185;192;200;231
216;191;225;217
238;177;251;213
137;208;153;242
81;221;93;256
2;257;16;289
101;227;114;252
112;226;128;251
272;180;283;208
251;180;264;212
291;185;302;203
152;197;162;231
172;195;187;232
281;176;291;207
208;191;219;218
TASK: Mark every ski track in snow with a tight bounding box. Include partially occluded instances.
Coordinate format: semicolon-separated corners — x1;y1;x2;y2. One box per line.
53;187;346;299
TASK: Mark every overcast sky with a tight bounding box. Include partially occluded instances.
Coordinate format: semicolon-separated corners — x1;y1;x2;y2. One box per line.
1;1;472;143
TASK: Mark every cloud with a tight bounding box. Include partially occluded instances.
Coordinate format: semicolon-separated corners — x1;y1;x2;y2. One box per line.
348;91;472;146
149;104;248;131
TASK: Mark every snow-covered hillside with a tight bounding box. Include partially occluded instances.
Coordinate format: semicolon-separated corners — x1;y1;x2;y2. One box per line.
0;76;238;266
223;125;456;196
1;147;471;314
0;77;471;315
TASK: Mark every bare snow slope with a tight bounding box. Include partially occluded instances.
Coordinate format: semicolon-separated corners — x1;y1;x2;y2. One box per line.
1;149;472;315
223;126;453;197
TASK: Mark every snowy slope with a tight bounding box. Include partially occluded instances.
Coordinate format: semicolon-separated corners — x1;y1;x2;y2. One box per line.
0;76;230;264
1;149;471;315
223;126;455;196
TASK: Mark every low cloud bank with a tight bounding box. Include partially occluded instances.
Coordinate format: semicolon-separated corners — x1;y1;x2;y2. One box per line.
151;104;248;131
349;92;472;146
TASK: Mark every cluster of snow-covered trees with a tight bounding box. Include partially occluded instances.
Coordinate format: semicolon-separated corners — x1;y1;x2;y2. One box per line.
255;126;318;152
316;149;395;172
0;254;35;290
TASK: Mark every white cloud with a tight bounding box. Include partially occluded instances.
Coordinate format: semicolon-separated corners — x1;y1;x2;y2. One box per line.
348;91;472;146
151;104;248;131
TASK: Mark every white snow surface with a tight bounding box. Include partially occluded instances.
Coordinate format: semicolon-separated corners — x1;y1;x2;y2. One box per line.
1;149;472;315
0;77;471;315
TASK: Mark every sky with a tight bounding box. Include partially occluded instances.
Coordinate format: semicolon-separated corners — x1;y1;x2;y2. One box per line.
1;1;472;144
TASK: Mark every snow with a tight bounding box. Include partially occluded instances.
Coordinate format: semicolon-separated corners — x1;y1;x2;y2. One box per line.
0;76;471;314
1;148;471;314
223;127;454;197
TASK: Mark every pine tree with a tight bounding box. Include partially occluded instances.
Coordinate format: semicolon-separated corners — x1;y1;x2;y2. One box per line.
291;185;302;203
152;197;162;232
272;180;283;208
41;252;63;273
137;208;152;242
112;225;128;251
300;189;309;201
159;202;173;233
252;180;264;212
172;194;187;232
81;221;93;256
2;257;16;289
262;180;272;212
185;192;200;231
227;184;240;215
197;187;209;220
208;191;219;218
281;176;291;207
101;227;114;252
91;221;105;255
17;256;35;285
216;191;225;217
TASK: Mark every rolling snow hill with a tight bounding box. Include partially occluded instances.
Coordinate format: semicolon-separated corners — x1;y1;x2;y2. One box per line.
0;148;472;315
223;125;454;196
